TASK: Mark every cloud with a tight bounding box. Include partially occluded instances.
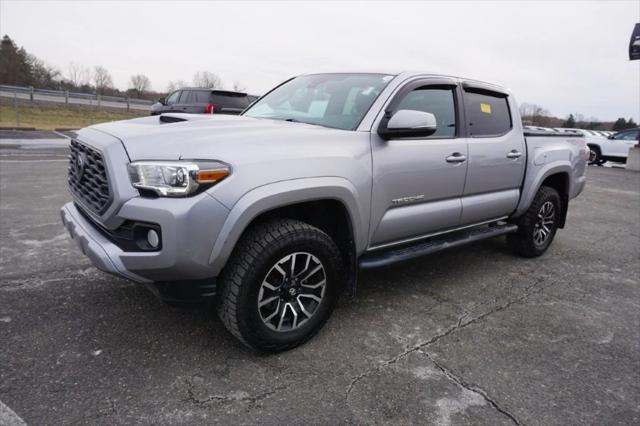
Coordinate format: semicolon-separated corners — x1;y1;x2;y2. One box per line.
2;0;638;121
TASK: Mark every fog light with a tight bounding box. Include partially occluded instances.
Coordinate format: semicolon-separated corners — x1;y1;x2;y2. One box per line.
147;229;160;248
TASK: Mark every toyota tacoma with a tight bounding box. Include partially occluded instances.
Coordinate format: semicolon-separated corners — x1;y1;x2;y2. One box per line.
61;72;589;351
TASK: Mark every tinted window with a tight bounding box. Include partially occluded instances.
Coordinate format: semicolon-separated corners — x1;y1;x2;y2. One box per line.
178;90;192;104
395;87;456;138
193;91;210;103
211;93;251;110
165;91;180;105
464;91;512;137
614;130;639;140
243;73;394;130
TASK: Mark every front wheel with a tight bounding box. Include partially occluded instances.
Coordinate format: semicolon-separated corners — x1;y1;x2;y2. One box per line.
507;186;561;258
588;145;604;166
216;219;343;352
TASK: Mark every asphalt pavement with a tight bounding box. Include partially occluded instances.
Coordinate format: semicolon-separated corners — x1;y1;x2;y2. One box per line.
0;132;638;425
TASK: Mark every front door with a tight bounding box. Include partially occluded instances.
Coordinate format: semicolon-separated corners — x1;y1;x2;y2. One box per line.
608;129;639;157
459;85;526;225
163;90;181;113
369;79;468;247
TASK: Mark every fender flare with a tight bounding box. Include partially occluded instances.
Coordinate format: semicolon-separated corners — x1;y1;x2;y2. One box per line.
514;161;572;218
207;177;366;276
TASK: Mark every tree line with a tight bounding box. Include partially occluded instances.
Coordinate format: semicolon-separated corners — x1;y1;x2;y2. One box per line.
0;35;247;100
1;34;636;128
519;102;637;132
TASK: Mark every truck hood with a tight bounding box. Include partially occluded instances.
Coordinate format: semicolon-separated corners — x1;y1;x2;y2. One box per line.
86;113;372;212
90;114;349;161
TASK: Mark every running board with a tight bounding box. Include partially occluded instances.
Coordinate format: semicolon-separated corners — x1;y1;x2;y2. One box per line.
359;223;518;269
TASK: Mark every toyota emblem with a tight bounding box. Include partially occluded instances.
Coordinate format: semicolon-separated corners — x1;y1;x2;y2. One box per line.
75;153;87;180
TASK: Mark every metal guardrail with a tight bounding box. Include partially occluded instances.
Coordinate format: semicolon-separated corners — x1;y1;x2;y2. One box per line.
0;84;153;111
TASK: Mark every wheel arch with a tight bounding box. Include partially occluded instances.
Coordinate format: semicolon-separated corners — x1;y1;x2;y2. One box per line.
539;172;570;228
587;143;602;153
208;177;365;292
514;162;572;227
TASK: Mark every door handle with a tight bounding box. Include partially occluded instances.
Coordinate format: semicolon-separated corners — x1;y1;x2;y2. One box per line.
446;153;467;163
506;150;522;159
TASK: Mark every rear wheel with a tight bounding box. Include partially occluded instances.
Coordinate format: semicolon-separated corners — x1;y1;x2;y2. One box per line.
216;219;343;352
507;186;561;258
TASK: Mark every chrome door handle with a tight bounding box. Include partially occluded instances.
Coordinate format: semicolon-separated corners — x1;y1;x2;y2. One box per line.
446;153;467;163
506;150;522;159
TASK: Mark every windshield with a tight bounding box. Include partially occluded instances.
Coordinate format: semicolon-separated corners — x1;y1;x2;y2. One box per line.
243;73;395;130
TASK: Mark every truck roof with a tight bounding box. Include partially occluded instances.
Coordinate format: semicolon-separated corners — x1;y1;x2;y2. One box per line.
299;71;511;95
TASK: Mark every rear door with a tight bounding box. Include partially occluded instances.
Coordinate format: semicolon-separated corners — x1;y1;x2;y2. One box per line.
174;90;193;113
459;84;526;224
190;90;211;113
369;78;468;247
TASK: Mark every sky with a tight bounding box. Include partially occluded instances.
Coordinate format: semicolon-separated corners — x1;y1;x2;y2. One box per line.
1;0;639;122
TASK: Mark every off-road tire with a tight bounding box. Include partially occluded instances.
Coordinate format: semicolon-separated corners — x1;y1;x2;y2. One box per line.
216;219;343;352
507;186;561;258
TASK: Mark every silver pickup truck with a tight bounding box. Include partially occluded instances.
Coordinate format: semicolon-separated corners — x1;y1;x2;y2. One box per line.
61;72;588;351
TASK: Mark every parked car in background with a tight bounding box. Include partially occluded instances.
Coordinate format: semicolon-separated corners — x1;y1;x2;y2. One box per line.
582;127;639;165
524;125;556;132
61;71;588;351
150;88;252;115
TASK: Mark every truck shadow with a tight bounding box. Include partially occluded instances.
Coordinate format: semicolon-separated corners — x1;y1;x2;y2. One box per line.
88;236;516;354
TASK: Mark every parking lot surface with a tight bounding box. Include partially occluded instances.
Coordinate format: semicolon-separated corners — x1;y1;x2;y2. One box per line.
1;134;639;425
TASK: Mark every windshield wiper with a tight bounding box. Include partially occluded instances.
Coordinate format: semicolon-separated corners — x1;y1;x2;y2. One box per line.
274;117;327;129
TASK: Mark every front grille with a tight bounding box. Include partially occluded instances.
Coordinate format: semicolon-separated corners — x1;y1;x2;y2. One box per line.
68;139;112;214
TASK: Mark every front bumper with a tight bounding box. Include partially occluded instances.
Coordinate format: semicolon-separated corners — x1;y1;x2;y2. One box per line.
61;202;149;282
61;191;230;284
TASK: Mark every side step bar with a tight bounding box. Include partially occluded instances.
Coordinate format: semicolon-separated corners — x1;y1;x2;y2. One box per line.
359;223;518;269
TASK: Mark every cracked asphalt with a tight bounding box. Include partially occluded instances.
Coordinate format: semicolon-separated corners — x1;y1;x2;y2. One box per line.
1;134;639;425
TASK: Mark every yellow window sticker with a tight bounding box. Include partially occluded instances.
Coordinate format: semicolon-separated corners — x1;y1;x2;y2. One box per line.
480;103;492;114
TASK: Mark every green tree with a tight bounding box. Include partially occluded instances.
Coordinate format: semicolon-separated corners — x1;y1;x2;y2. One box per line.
0;35;31;86
28;54;60;88
627;118;637;129
0;35;61;88
563;114;576;128
612;118;627;131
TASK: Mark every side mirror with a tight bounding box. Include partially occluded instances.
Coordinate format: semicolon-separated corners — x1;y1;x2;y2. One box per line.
158;97;166;105
378;109;437;140
608;134;614;140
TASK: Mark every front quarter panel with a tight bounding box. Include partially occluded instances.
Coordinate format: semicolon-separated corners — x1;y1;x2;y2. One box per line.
208;177;367;276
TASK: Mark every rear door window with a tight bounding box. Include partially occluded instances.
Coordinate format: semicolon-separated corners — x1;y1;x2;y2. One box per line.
178;90;192;104
464;91;512;137
193;91;210;103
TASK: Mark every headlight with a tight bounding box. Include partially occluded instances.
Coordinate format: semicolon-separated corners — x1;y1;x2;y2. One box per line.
127;160;230;197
